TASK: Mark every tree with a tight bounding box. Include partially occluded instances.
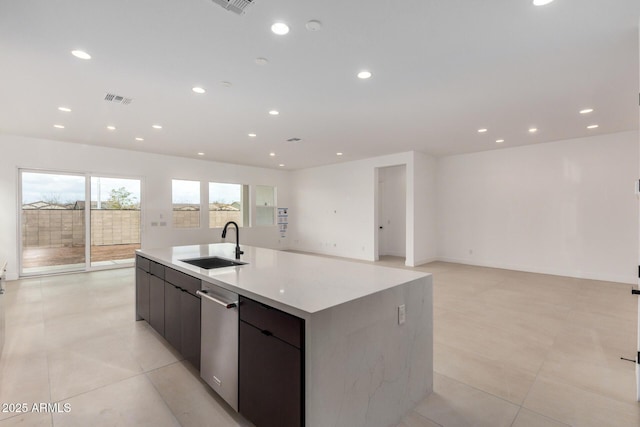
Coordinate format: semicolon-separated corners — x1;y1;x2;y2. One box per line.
106;187;138;209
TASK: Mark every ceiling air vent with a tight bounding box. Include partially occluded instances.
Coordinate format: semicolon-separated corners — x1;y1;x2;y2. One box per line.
104;93;133;105
211;0;254;15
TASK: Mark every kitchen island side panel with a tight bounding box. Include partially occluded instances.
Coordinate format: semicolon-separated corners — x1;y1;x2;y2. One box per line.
305;275;433;427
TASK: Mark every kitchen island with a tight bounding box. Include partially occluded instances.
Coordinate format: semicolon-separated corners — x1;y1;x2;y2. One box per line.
136;243;433;427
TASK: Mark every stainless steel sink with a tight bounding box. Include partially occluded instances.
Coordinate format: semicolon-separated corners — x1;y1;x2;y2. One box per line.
180;256;247;269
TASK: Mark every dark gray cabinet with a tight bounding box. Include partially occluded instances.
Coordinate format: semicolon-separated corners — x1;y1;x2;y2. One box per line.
181;290;201;369
135;256;202;370
136;257;306;418
164;267;202;370
239;296;304;427
135;256;150;321
149;262;165;335
164;281;182;352
149;275;165;334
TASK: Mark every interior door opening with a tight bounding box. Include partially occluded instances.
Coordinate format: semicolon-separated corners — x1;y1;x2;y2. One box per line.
376;165;407;263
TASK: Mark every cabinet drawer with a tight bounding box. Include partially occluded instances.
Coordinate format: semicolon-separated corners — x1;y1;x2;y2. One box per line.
165;268;201;296
150;261;165;279
239;297;303;349
136;255;150;272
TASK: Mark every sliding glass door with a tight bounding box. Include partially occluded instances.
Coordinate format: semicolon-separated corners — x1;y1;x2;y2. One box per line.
20;170;142;276
90;177;141;267
20;171;87;275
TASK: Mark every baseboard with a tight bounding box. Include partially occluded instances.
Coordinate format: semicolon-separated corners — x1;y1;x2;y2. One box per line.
380;251;407;258
436;256;635;285
409;257;439;267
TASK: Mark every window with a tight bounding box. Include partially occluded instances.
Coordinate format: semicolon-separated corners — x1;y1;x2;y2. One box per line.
172;179;201;228
90;176;141;267
19;170;141;276
255;185;276;226
209;182;249;228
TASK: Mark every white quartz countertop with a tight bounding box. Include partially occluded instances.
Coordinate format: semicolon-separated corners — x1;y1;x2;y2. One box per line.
137;244;429;316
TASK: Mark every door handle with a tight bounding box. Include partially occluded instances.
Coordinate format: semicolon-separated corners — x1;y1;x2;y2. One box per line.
196;290;238;308
379;226;383;229
632;289;640;295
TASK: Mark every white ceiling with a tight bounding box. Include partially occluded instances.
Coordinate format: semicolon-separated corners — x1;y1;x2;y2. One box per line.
0;0;638;170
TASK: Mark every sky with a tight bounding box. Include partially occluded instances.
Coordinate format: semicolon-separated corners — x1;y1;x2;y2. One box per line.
171;180;242;204
21;172;141;205
21;172;242;206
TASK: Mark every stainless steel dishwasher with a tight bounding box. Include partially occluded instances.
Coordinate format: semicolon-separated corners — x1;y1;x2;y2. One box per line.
196;284;239;411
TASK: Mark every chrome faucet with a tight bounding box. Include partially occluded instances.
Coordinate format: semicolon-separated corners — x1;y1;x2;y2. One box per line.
221;221;244;259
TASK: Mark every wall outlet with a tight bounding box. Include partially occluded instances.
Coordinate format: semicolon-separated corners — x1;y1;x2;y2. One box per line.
151;222;158;227
398;304;406;325
159;221;167;227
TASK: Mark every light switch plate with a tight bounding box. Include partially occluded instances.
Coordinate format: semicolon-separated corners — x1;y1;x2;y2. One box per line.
398;304;406;325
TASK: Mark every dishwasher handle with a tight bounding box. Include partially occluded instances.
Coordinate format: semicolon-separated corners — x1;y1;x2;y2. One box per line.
196;290;238;309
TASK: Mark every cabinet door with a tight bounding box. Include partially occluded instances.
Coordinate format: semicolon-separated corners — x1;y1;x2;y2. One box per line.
135;268;150;321
149;275;165;335
181;290;201;370
239;321;302;427
164;282;182;352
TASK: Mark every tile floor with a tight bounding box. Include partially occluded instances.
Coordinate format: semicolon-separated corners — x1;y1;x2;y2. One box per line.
0;259;638;426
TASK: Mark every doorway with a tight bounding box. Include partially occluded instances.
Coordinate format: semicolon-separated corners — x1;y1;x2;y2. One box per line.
19;169;141;276
89;176;141;268
20;171;87;275
376;165;407;261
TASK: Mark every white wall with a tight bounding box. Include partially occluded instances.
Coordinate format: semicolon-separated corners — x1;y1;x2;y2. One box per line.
0;134;291;280
289;151;438;266
4;131;635;285
437;131;639;284
412;151;438;265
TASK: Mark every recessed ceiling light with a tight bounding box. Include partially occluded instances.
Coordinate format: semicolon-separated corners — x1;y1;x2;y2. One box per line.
269;152;276;157
192;87;206;94
135;137;144;141
279;164;285;167
106;125;116;131
477;128;488;133
496;139;505;143
357;71;372;79
71;50;91;60
271;22;290;35
580;108;594;114
248;133;257;137
53;124;65;129
305;20;322;31
269;110;279;116
336;152;343;156
529;128;538;133
587;124;599;129
255;57;269;65
197;152;205;156
152;124;162;129
58;107;71;112
533;0;555;5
